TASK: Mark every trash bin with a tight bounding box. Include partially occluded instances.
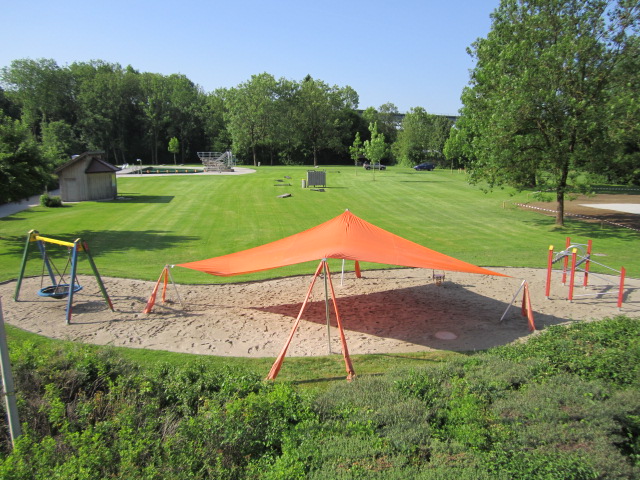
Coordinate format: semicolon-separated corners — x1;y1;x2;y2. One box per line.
301;179;307;188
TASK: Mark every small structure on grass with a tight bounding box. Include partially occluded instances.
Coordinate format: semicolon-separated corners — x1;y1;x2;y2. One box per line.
197;151;236;172
55;151;119;202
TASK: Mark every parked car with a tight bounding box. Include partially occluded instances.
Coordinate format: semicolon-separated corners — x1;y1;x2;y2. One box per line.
364;163;386;170
413;163;435;171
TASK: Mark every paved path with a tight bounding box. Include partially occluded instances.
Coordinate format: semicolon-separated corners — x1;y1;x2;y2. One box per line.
0;190;60;219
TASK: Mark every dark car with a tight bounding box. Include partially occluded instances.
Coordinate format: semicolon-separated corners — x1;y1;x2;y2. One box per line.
413;163;435;171
364;163;386;170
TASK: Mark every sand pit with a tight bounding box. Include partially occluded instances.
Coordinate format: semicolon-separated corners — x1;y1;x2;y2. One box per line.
1;268;638;357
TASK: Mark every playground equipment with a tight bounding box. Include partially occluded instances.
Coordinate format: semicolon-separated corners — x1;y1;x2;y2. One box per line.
197;151;235;172
14;230;114;324
545;237;626;309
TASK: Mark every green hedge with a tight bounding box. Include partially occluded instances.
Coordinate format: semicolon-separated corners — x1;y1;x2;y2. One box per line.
1;317;639;479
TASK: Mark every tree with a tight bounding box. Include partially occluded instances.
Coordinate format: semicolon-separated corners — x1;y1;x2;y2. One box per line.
165;74;202;163
1;58;74;135
394;107;453;167
294;75;345;167
604;34;640;185
70;61;143;164
168;137;179;165
140;73;171;164
363;122;386;180
225;73;278;166
0;114;49;203
448;0;639;226
40;120;82;166
349;132;363;166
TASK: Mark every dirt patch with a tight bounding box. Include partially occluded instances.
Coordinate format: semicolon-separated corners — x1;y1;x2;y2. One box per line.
519;193;640;231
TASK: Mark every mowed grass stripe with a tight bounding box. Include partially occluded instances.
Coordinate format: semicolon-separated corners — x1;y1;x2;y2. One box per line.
0;166;637;284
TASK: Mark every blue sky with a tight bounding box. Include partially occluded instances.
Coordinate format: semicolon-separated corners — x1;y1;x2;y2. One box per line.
1;0;499;115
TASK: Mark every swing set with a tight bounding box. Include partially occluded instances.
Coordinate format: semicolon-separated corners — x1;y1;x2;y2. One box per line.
14;230;114;324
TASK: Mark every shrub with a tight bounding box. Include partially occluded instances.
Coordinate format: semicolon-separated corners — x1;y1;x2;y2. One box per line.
39;193;63;208
490;316;640;388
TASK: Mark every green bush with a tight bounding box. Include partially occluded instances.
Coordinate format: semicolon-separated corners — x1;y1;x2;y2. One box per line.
39;193;63;207
490;316;640;387
1;317;639;478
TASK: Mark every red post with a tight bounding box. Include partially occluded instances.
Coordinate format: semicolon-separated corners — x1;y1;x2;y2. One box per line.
583;239;592;287
562;236;571;284
545;245;554;298
617;267;626;310
568;248;577;302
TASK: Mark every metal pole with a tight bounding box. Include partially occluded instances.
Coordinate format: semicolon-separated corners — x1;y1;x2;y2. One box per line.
0;299;21;447
167;266;186;310
82;241;114;311
65;241;80;324
583;239;593;287
617;267;626;310
323;260;332;354
14;230;36;301
568;248;578;302
545;245;554;298
562;236;571;284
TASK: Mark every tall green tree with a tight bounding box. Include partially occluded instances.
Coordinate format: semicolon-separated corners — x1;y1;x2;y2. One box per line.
605;34;640;185
40;120;82;166
448;0;639;225
349;131;363;168
225;73;278;166
0;114;49;203
294;75;346;167
140;73;171;164
70;61;143;163
201;89;231;153
394;107;453;167
166;74;202;163
1;58;73;134
363;122;387;181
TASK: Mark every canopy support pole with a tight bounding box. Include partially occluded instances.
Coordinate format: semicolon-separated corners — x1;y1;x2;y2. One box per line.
267;261;324;380
324;260;332;354
324;261;355;380
267;260;355;381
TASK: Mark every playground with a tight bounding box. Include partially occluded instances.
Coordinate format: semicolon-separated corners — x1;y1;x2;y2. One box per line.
1;266;638;358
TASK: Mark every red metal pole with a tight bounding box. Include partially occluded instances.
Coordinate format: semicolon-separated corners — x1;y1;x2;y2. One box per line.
583;239;592;287
568;248;577;302
545;245;554;298
617;267;626;310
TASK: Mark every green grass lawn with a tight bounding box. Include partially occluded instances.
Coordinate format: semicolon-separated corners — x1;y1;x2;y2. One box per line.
0;167;640;283
1;165;638;385
1;165;638;284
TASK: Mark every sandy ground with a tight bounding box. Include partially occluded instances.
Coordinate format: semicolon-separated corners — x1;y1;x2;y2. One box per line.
1;267;638;358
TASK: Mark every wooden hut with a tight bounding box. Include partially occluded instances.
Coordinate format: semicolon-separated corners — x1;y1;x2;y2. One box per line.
55;152;119;202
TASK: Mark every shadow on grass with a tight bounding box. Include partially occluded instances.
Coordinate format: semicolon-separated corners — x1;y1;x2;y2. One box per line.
1;229;199;260
522;216;640;240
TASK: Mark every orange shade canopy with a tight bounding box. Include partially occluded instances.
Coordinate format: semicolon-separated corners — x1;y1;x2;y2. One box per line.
178;210;506;278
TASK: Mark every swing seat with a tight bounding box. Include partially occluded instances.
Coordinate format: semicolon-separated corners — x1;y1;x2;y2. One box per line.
37;284;83;299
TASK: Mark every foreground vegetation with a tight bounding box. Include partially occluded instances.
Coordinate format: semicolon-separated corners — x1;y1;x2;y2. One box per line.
0;316;638;479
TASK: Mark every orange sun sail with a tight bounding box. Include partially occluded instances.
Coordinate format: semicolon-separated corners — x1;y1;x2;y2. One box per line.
177;210;506;278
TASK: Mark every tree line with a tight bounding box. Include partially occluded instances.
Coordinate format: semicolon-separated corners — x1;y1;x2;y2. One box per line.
2;0;637;227
0;60;454;201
